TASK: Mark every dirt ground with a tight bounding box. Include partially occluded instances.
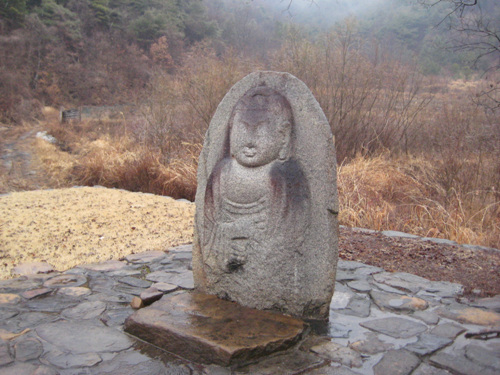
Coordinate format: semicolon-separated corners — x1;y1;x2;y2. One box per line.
1;123;499;298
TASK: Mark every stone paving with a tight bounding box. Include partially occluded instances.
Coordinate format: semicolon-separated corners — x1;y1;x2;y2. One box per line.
1;244;499;375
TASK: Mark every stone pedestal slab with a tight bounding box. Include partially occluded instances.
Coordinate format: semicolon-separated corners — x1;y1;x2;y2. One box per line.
124;292;307;366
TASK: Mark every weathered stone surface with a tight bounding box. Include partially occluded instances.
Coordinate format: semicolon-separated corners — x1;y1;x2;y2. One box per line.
0;277;40;292
125;251;166;264
360;317;427;339
412;310;440;325
329;322;351;338
152;282;177;293
350;333;394;354
130;296;144;309
310;341;363;368
62;301;106;320
0;293;21;304
21;288;52;299
12;262;55;276
235;350;325;375
0;312;56;332
335;295;371;318
124;292;307;366
412;363;452;375
373;350;420;375
36;320;133;354
436;305;500;326
57;287;91;297
146;270;194;289
430;352;498;375
43;274;87;288
42;349;102;369
0;362;38;375
373;272;430;294
347;280;372;293
306;366;362;375
0;339;13;366
465;344;500;371
468;295;500;312
139;287;163;305
81;260;127;272
370;290;428;312
13;336;43;361
404;333;452;356
0;309;18;321
381;230;420;239
192;71;338;320
429;322;465;339
92;351;171;375
117;276;152;288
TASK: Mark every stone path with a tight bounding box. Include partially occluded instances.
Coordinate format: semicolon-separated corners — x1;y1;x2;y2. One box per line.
1;244;499;375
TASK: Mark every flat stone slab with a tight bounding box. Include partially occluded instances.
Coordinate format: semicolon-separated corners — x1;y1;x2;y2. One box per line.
124;292;307;366
360;317;427;339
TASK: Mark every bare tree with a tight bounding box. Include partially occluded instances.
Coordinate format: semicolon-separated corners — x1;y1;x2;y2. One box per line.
420;0;499;110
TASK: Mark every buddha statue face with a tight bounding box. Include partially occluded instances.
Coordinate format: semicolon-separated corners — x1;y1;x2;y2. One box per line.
229;88;292;168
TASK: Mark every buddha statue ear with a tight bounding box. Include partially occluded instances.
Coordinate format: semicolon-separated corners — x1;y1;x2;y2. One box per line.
279;121;292;161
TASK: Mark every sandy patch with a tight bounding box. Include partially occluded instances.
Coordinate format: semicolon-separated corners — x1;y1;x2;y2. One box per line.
0;187;195;279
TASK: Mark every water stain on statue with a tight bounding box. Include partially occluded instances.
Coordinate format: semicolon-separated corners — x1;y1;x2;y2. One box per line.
203;86;311;276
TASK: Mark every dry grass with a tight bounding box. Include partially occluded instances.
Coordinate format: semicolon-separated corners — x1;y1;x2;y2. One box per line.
338;154;499;249
26;45;499;250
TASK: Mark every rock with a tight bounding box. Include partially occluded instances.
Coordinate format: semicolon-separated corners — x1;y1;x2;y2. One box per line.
335;295;371;318
370;290;428;312
152;282;177;293
124;292;307;366
310;341;363;368
62;301;106;320
130;296;144;309
412;310;440;325
373;272;430;294
139;287;163;305
0;293;21;305
0;362;38;375
430;352;498;375
350;333;394;354
36;320;133;354
81;260;127;272
0;339;13;366
436;305;500;326
374;350;421;375
43;274;87;288
192;71;339;320
381;230;420;239
360;317;427;339
429;322;465;339
20;288;52;300
404;333;452;356
117;276;152;288
307;366;362;375
146;270;194;289
92;351;171;375
347;280;372;293
468;295;500;312
125;251;166;264
412;363;452;375
236;350;325;375
41;349;102;369
57;287;91;297
12;262;55;276
464;344;500;371
13;336;43;361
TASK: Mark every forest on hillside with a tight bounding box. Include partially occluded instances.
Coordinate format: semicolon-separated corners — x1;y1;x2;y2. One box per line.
0;0;499;248
1;0;498;121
